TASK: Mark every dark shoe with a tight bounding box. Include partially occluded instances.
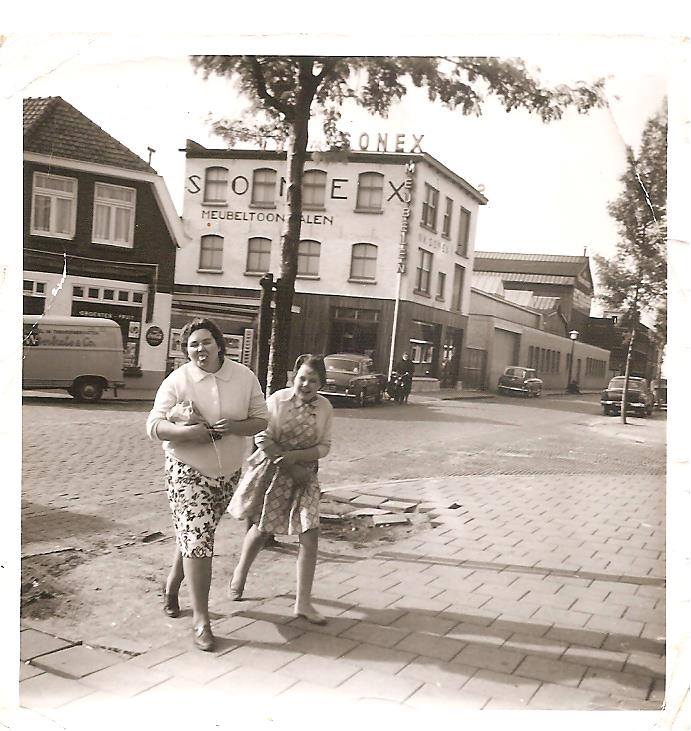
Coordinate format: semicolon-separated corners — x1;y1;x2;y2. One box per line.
193;624;215;652
228;573;245;601
163;593;180;618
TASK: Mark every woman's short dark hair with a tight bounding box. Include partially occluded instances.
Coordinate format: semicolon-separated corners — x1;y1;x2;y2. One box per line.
294;354;326;387
180;318;226;360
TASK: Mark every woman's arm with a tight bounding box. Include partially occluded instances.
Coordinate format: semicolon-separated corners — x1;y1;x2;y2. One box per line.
208;370;269;438
280;398;333;464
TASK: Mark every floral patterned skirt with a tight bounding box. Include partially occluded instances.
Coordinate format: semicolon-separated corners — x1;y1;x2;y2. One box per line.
228;458;320;536
165;454;240;558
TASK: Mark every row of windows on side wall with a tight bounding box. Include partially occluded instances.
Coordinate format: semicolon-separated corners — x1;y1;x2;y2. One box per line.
198;236;379;281
30;172;136;247
413;247;465;310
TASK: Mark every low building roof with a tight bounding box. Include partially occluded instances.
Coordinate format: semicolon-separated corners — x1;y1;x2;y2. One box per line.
474;251;590;278
23;97;155;173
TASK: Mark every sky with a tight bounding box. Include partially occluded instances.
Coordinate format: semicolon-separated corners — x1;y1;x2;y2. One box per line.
1;33;673;314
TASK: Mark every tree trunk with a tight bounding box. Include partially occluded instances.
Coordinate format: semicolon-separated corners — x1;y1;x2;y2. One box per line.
266;62;317;394
620;324;637;425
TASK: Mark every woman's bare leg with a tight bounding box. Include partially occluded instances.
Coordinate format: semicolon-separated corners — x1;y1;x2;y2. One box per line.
165;546;184;596
230;524;267;597
182;556;212;628
295;528;324;621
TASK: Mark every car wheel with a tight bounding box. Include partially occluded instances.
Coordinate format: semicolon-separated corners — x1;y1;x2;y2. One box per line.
72;377;104;402
534;388;541;398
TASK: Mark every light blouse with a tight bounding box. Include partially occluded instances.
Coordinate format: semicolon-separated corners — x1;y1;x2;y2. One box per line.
250;388;333;465
146;358;269;477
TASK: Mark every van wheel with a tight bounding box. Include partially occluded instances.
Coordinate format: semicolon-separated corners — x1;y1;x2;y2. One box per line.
72;378;104;402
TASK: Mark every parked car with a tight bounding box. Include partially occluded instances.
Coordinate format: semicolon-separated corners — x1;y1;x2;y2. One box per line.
497;366;543;397
651;378;667;410
319;353;387;406
600;376;654;416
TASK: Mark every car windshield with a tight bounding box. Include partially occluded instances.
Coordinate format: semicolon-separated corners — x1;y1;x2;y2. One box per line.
325;358;359;374
505;367;528;378
608;377;644;389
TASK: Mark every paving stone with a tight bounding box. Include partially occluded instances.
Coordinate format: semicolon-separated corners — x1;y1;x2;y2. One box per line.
404;682;489;710
502;633;568;658
19;663;45;681
337;668;422;702
396;657;478;690
350;495;386;509
514;655;588;687
532;606;592;628
341;573;401;592
389;595;452;615
286;613;359;637
528;681;603;709
562;645;628;672
390;612;457;636
285;631;358;659
340;621;411;649
339;587;403;610
444;621;511;646
579;666;653;699
20;672;95;709
394;631;465;663
345;507;393;517
206;666;297;698
31;645;123;679
280;654;361;688
79;661;171;696
372;513;410;526
546;625;607;649
20;629;74;662
327;489;361;503
337;605;406;626
624;650;666;677
586;615;644;637
462;669;540;704
127;643;187;668
220;644;301;672
379;500;418;513
224;618;304;645
340;643;416;674
153;650;239;684
452;644;525;675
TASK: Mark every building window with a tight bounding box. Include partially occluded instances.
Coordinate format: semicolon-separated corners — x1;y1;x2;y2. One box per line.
246;237;271;273
92;182;136;247
436;271;446;300
557;352;561;372
297;240;320;276
457;207;471;256
452;264;465;311
442;197;453;238
199;234;224;271
31;172;77;239
251;168;277;207
421;184;439;230
355;172;384;211
133;292;144;304
415;248;433;294
350;243;377;280
203;166;228;204
303;170;327;209
528;345;534;368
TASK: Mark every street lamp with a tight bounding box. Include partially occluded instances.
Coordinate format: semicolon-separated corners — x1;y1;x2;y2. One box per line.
567;329;579;392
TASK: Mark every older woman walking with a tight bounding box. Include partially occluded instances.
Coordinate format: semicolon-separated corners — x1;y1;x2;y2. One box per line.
228;354;333;624
146;318;268;651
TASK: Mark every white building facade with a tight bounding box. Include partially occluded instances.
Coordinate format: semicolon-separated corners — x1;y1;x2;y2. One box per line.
174;142;486;382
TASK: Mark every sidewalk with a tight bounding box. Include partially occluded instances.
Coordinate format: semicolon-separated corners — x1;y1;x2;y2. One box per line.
13;468;667;726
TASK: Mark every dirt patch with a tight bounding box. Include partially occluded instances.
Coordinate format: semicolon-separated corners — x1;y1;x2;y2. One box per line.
21;549;88;619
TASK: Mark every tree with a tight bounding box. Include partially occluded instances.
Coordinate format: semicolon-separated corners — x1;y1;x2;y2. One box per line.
191;55;606;394
594;107;667;423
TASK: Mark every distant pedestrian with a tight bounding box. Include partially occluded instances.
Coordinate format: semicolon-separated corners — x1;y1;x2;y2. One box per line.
392;351;415;402
227;354;333;625
146;318;268;651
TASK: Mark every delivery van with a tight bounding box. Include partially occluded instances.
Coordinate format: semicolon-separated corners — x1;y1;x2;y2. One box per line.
23;315;125;402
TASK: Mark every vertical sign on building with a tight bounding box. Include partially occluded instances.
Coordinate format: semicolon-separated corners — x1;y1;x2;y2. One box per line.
398;160;415;273
242;328;254;368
